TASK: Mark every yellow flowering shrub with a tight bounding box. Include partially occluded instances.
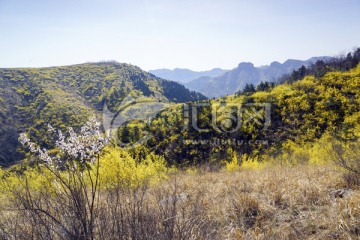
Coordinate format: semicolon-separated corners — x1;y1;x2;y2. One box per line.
99;147;169;189
240;154;267;170
225;154;239;172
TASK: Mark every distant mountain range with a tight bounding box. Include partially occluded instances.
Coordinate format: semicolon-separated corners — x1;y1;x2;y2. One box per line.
149;68;228;83
151;57;332;98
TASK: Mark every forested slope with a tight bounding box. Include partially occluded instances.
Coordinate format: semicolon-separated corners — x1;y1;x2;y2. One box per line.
132;63;360;165
0;62;206;165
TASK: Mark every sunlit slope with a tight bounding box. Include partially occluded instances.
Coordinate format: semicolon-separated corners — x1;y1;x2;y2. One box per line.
0;62;206;165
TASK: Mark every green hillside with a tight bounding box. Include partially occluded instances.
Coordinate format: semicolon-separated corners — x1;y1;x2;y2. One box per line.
0;62;206;165
126;62;360;166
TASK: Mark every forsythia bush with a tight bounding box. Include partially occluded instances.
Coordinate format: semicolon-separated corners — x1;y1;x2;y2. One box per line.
99;146;169;189
225;154;239;172
0;167;59;202
308;133;337;165
240;154;267;170
0;147;170;200
225;153;267;172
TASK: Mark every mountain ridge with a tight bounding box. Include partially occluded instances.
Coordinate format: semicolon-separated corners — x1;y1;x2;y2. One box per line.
185;56;333;98
149;68;228;83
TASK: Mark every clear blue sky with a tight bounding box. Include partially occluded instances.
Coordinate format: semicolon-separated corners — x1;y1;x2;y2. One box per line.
0;0;359;71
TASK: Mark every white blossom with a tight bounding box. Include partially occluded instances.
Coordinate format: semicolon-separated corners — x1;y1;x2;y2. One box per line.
18;117;109;168
47;124;55;133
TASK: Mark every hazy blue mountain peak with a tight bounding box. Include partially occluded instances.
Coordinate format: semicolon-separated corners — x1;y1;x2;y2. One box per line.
237;62;254;69
184;56;331;98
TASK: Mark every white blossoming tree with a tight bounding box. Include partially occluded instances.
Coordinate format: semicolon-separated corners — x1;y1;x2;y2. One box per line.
13;117;109;239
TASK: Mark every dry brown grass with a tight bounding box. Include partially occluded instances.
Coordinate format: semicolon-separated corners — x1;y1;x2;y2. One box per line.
1;164;359;239
152;164;360;239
